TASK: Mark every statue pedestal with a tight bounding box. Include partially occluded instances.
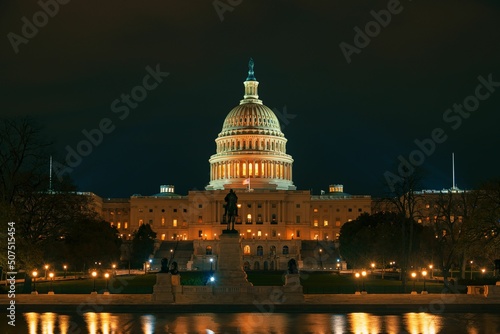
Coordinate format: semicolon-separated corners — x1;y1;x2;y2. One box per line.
215;231;252;287
152;273;178;303
283;274;304;303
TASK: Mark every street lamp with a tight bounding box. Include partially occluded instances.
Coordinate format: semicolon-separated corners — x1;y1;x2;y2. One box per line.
411;272;417;294
112;264;116;277
319;249;323;270
470;261;474;280
170;249;174;260
361;271;367;292
481;268;486;275
429;264;434;279
63;265;67;278
422;270;428;293
91;271;97;293
44;265;49;280
49;272;54;294
371;263;375;273
355;272;360;293
104;273;110;293
210;258;213;272
32;270;38;294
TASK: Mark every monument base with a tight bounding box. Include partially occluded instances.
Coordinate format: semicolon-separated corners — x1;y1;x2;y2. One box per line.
152;273;181;303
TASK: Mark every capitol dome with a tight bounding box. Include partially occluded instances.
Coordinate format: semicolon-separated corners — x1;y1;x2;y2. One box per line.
206;59;296;191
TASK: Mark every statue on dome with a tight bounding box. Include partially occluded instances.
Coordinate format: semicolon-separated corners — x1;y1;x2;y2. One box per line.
223;189;238;231
246;57;256;81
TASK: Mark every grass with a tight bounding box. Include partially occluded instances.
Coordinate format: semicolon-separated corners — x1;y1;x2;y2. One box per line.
6;271;453;294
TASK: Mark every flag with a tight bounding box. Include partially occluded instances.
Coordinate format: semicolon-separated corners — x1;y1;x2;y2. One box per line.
243;178;250;185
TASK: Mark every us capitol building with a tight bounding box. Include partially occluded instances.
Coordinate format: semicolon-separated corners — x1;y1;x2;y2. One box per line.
94;60;371;270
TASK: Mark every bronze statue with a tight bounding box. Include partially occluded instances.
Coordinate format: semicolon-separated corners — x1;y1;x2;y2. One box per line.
223;189;238;231
170;261;179;275
287;258;298;274
160;257;169;273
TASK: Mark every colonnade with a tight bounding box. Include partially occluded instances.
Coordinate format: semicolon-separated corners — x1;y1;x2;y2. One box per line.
210;160;292;181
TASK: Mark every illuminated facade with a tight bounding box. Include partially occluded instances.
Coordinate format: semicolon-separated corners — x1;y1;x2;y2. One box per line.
97;60;372;269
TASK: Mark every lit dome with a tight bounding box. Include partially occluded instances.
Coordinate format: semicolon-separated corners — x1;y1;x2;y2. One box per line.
206;59;295;191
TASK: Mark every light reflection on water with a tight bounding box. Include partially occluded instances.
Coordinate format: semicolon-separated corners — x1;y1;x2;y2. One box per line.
16;311;499;334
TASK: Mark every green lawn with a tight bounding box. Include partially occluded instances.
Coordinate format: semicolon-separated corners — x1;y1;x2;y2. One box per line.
6;271;456;294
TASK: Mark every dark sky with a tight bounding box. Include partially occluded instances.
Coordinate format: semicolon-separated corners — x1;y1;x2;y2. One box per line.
2;0;500;198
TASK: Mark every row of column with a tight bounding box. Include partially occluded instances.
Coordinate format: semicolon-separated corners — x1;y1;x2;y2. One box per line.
211;160;292;181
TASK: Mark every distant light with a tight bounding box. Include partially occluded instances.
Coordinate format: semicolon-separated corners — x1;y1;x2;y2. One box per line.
149;259;152;263
210;276;215;282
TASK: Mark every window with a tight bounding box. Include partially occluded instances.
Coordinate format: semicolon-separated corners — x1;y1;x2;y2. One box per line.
336;221;341;227
257;203;262;208
323;220;328;227
198;230;203;238
272;230;276;237
358;208;362;212
313;208;318;213
257;214;263;224
117;222;121;229
206;246;212;255
161;234;166;240
296;230;301;238
270;245;276;255
244;245;251;255
296;204;300;208
198;204;203;208
161;217;165;226
246;214;252;224
198;216;203;223
313;220;318;227
124;222;128;229
257;246;263;256
183;209;187;213
247;204;252;208
162;209;165;212
173;209;177;212
139;209;143;213
348;208;352;212
257;230;262;237
271;214;277;224
272;203;277;208
139;219;143;225
149;209;153;213
296;215;300;224
282;246;289;255
173;219;177;227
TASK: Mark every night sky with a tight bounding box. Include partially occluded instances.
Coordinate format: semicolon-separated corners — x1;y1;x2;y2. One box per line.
2;0;500;198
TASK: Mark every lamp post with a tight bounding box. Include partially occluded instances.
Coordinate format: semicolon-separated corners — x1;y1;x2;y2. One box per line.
170;249;174;261
49;272;54;294
91;271;97;293
422;270;428;293
355;272;360;294
371;262;375;274
361;270;367;292
411;272;417;294
44;265;49;280
210;258;213;272
63;265;67;278
429;264;434;279
32;270;38;294
470;261;474;280
104;273;110;293
112;264;116;277
319;249;323;270
481;268;486;275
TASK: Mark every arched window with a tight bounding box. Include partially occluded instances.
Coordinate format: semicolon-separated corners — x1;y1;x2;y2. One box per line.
282;245;289;255
257;245;263;256
206;246;212;255
244;245;251;255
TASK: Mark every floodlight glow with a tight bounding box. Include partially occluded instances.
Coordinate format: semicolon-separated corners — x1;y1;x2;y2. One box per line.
210;276;215;282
